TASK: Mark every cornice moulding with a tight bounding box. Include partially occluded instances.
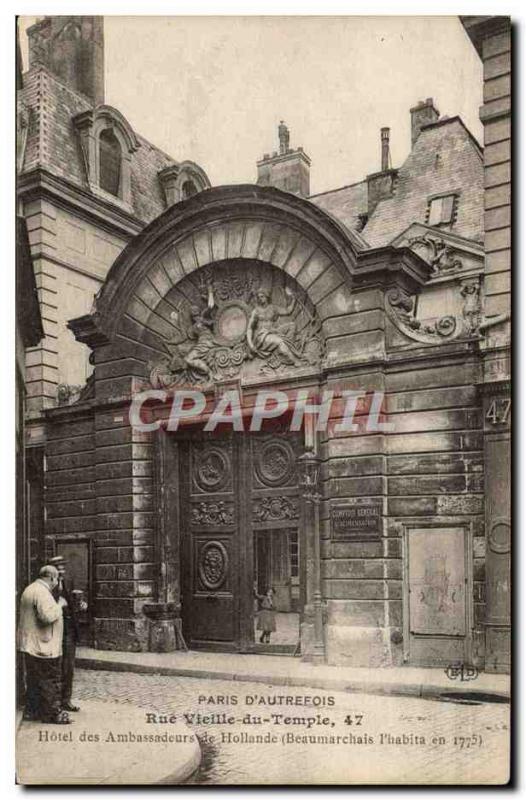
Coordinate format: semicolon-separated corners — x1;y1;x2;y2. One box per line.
17;168;144;238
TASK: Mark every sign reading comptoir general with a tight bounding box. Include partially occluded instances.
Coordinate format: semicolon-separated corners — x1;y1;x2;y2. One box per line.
330;501;383;541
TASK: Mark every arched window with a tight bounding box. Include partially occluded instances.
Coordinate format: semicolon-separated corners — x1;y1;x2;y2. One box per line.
182;179;198;199
99;128;121;196
158;162;211;207
74;106;140;208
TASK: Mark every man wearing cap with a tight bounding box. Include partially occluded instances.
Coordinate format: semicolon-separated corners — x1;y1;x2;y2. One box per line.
17;565;70;724
49;555;87;713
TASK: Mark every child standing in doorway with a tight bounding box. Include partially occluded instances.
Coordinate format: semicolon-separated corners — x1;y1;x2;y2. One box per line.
255;587;276;643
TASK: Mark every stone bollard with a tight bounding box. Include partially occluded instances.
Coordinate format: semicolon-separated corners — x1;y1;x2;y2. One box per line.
143;602;183;653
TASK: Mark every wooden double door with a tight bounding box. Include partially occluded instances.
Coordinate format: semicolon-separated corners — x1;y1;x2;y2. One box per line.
179;431;303;651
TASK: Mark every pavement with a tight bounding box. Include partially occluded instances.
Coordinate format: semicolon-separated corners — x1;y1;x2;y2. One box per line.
16;699;201;785
76;646;510;703
72;668;510;784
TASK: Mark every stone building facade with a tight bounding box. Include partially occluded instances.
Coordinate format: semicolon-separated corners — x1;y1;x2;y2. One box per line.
17;16;511;670
17;16;211;583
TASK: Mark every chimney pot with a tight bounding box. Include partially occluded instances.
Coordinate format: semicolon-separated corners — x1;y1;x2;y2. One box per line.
380;127;390;172
410;97;440;147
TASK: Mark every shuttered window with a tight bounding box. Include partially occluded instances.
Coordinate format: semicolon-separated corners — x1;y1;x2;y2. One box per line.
427;194;457;226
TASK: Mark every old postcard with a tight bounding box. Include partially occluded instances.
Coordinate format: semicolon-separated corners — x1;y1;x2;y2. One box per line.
15;14;511;785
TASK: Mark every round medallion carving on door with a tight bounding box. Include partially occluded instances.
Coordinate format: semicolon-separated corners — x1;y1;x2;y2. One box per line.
254;439;296;487
193;445;231;493
198;541;229;590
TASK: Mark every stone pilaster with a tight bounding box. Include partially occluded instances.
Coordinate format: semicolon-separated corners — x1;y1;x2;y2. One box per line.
461;16;511;672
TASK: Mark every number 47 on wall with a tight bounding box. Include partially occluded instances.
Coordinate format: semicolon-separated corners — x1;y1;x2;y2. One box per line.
485;398;511;426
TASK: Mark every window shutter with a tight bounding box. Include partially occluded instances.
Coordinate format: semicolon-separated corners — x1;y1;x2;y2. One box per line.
440;194;455;223
428;197;443;226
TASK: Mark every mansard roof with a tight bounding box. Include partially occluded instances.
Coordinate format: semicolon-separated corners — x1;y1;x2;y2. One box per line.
310;180;368;236
18;65;208;225
363;117;483;247
307;116;483;249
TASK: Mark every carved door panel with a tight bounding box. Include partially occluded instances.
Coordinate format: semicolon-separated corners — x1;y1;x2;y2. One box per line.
181;436;242;648
179;432;302;651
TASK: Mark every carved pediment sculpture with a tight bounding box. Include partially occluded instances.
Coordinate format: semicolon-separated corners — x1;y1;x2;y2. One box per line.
149;262;325;389
406;234;462;276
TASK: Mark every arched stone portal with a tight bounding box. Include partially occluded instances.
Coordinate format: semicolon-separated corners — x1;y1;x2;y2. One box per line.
72;185;367;398
114;245;332;656
53;185;461;666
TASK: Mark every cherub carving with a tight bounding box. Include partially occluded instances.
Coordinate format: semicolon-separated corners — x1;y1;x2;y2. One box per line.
169;281;217;382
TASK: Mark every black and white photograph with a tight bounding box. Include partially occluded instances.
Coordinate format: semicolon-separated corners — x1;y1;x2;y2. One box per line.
13;11;511;785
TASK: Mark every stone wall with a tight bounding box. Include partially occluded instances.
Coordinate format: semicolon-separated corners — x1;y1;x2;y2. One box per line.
44;409;96;598
91;407;155;651
22;197;130;420
319;316;484;666
44;401;157;651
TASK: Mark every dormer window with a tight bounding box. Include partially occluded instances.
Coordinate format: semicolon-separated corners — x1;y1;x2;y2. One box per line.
426;193;459;227
73;105;140;210
99;129;121;196
158;161;211;207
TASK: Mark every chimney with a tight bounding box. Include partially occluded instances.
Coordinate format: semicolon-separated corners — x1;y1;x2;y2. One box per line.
381;127;390;171
257;122;311;198
410;97;439;147
366;127;398;216
27;16;104;106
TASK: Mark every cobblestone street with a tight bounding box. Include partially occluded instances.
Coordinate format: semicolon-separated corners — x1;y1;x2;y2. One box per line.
74;668;509;784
